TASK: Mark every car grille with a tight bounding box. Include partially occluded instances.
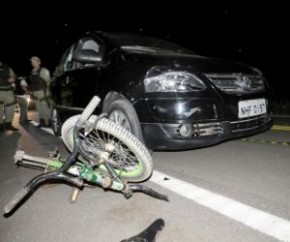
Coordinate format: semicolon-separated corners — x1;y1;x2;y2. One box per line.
205;74;265;94
230;114;270;132
163;122;224;138
191;122;223;137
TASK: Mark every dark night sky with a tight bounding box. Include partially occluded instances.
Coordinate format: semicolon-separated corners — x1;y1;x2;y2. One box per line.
1;1;289;98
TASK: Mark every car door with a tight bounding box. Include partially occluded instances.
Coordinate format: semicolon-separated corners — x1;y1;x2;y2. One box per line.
52;44;78;110
70;38;106;109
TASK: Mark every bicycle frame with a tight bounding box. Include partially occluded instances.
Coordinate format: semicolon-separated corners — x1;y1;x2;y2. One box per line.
14;150;126;192
3;96;168;216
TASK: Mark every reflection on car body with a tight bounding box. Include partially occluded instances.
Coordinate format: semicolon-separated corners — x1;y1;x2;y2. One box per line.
51;31;273;151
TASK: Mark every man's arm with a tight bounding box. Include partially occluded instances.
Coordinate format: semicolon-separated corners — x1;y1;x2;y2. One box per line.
39;67;51;84
39;67;51;96
8;68;16;83
20;78;29;94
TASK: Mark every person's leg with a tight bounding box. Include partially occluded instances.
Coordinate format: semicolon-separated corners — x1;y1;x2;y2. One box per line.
0;103;4;132
3;91;17;131
33;90;50;126
0;91;5;126
17;96;28;122
32;91;42;124
42;98;51;126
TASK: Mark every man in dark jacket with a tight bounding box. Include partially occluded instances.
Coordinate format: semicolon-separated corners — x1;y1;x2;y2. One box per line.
0;61;18;132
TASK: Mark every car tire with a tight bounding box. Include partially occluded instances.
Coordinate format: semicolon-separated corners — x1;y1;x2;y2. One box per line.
51;108;62;136
107;99;144;144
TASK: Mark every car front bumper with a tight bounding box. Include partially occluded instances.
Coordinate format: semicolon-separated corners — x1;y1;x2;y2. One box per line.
141;114;274;151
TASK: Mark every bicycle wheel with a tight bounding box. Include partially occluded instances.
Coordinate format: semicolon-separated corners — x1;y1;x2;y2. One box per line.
61;115;153;182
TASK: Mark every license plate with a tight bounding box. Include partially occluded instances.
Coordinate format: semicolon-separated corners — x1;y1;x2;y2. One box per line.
238;98;266;118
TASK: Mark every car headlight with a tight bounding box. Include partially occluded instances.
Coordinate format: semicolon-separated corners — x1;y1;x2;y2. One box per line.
144;71;206;93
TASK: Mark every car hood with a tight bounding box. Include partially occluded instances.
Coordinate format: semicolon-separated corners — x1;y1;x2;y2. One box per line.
120;49;259;75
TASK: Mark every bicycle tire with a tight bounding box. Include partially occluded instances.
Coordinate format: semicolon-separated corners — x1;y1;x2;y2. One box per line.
61;115;153;182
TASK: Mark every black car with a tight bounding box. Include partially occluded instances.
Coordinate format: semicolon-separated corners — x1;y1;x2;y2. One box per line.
51;31;273;151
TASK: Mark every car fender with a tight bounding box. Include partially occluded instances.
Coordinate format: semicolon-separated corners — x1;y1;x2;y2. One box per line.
102;91;127;113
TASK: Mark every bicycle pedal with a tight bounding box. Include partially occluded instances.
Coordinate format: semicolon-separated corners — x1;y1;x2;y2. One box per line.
48;147;60;159
70;188;80;203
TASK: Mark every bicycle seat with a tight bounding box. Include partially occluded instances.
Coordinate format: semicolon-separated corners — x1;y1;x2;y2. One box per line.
120;218;165;242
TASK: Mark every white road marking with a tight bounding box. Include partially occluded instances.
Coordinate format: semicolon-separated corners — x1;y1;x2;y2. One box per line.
30;121;55;135
151;170;290;242
30;120;39;126
40;127;54;135
36;124;290;241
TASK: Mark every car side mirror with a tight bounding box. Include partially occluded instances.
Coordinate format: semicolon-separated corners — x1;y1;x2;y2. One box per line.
72;49;102;63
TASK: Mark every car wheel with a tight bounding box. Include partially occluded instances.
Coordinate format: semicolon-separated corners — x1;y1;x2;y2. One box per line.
51;108;62;136
107;99;144;143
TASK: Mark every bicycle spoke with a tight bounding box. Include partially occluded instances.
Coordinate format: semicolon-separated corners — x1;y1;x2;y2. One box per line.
78;127;139;172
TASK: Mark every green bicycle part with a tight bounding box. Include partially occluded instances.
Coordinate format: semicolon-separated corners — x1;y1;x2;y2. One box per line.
79;164;125;191
45;158;125;191
46;159;63;169
47;154;143;182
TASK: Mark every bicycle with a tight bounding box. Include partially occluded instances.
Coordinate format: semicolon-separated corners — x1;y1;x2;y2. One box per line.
3;96;168;216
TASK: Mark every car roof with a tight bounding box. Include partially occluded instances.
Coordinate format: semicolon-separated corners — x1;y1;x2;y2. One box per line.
87;31;194;53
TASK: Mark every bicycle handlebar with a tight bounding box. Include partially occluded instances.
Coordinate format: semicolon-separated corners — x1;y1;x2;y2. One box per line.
77;96;100;125
3;187;30;215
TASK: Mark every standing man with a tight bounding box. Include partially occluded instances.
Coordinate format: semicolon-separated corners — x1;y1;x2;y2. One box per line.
27;56;51;127
0;61;18;132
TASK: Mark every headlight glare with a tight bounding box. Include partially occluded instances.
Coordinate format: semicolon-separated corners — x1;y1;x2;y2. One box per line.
144;72;206;93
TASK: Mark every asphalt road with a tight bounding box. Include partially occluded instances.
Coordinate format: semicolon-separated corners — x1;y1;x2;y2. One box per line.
0;114;290;241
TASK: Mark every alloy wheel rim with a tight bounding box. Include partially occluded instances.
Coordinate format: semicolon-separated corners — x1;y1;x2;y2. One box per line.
109;110;132;133
52;109;60;133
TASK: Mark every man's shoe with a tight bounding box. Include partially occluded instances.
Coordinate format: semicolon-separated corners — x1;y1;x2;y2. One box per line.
38;119;46;128
48;119;52;127
20;120;31;126
39;119;51;128
4;123;18;131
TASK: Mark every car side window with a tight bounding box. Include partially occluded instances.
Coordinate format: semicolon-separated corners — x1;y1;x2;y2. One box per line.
64;45;76;72
53;45;74;77
82;40;100;53
73;38;104;68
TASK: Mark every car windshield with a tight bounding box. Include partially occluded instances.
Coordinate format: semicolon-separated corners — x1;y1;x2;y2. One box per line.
101;32;195;54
